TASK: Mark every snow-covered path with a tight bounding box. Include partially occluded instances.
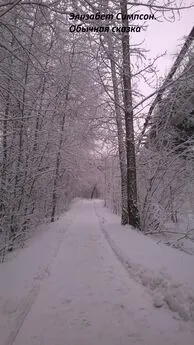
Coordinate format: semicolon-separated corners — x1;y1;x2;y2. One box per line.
1;200;194;345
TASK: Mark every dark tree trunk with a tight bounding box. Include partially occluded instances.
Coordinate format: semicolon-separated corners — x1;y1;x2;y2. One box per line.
107;33;128;225
91;185;96;199
120;0;140;228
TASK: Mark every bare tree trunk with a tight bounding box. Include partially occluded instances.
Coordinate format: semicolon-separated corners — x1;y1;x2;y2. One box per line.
50;97;68;222
91;185;97;199
120;0;140;228
0;84;10;218
9;7;38;249
50;43;76;222
107;33;128;225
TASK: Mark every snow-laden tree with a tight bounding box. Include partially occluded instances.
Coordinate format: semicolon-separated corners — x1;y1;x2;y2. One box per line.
0;1;103;259
139;47;194;233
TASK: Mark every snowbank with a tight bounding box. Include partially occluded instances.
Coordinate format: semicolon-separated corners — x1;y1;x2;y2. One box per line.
94;200;194;322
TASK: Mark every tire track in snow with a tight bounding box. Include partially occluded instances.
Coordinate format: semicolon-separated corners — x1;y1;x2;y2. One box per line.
5;285;40;345
94;201;194;322
4;214;72;345
93;201;136;282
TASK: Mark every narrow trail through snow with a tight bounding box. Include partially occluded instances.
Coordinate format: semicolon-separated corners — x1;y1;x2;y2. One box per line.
1;200;194;345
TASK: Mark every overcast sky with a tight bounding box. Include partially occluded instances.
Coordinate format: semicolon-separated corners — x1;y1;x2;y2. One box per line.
127;5;194;101
136;6;194;77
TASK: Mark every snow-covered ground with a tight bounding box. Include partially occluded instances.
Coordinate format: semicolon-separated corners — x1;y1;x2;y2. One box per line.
94;200;194;322
151;214;194;256
0;199;194;345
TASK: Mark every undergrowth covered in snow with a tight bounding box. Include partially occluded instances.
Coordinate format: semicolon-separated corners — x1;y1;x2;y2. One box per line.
94;200;194;322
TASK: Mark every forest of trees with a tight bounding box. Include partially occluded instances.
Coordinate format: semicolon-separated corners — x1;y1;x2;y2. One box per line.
0;0;194;261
